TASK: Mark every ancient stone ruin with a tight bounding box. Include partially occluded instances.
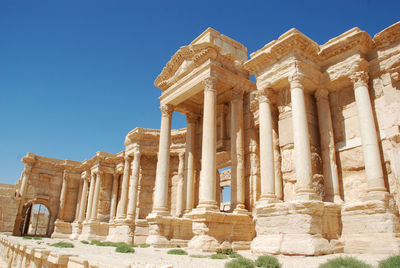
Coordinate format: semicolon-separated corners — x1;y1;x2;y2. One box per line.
2;21;400;257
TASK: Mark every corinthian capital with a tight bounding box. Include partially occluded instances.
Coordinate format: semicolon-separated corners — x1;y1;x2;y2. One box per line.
203;77;218;92
314;88;329;101
186;112;199;124
350;71;369;89
231;87;244;101
288;73;305;89
257;88;274;104
160;104;174;117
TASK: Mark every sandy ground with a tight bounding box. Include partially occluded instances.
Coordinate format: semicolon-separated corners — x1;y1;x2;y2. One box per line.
1;234;394;268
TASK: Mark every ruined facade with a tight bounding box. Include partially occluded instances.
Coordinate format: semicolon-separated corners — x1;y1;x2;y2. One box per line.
4;21;400;256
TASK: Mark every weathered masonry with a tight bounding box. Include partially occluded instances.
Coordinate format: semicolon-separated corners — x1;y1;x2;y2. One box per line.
4;21;400;255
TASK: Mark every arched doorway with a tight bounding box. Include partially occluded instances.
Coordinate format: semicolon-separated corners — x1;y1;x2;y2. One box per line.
21;203;50;237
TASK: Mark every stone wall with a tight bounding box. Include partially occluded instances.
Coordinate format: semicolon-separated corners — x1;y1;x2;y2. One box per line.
0;184;18;232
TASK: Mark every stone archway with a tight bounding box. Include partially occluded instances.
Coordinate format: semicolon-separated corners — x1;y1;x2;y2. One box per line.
21;201;51;237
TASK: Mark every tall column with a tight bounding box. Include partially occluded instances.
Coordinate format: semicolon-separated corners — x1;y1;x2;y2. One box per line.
184;113;197;213
85;171;95;221
74;178;83;220
175;152;185;217
57;170;69;221
109;173;119;221
230;87;247;213
257;89;277;204
350;70;388;200
315;88;342;203
198;77;219;211
90;171;102;221
19;163;32;197
219;104;227;147
116;155;132;219
152;104;174;215
127;149;141;220
289;73;319;200
78;172;89;222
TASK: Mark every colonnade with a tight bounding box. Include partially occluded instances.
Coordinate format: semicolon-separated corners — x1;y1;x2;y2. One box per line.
151;76;249;216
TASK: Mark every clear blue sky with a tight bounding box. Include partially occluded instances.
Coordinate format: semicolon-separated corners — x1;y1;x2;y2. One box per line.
0;0;399;185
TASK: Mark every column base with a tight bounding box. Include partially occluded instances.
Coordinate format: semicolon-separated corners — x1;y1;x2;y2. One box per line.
251;200;341;255
78;220;108;241
186;210;254;252
106;219;134;243
194;200;219;212
295;189;322;201
342;198;400;254
51;220;72;239
69;221;82;240
133;219;149;245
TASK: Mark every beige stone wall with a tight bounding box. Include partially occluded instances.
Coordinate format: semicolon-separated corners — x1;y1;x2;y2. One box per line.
137;155;156;219
0;184;18;232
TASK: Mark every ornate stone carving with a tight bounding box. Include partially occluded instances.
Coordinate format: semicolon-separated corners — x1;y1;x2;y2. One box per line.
231;87;244;100
257;88;275;104
314;88;329;100
202;77;218;92
350;71;369;88
160;104;174;117
288;73;305;89
186;112;199;124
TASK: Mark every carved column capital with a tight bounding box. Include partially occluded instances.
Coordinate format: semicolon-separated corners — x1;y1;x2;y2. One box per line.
350;71;369;88
314;88;329;101
160;104;174;117
257;88;275;104
186;112;199;124
132;147;141;158
124;154;132;162
62;170;69;182
231;87;244;101
288;73;305;89
203;77;218;92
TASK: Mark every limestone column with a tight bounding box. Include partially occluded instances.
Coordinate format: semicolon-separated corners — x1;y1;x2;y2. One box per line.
116;155;132;219
176;152;185;217
19;163;32;197
109;173;119;221
184;113;197;213
152;104;174;215
57;170;69;221
90;171;102;221
289;73;318;200
78;172;89;222
74;179;83;220
350;70;387;200
257;89;277;203
127;149;141;220
219;104;227;146
198;77;219;211
315;88;342;203
85;171;95;221
230;87;247;213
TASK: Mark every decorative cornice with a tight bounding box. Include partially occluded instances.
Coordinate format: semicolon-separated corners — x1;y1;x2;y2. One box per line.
245;28;319;75
373;21;400;49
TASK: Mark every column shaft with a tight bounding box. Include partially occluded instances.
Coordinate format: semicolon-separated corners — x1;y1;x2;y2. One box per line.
184;115;197;213
19;164;32;197
175;152;185;217
198;77;218;210
74;179;83;220
289;74;318;200
90;172;102;221
78;176;89;222
109;173;119;221
58;171;69;221
315;89;342;203
127;151;141;220
152;104;173;215
231;88;246;212
258;89;277;203
351;71;387;199
116;156;131;219
85;172;95;220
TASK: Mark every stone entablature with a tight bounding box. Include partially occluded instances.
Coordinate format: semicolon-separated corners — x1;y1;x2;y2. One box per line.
5;21;400;256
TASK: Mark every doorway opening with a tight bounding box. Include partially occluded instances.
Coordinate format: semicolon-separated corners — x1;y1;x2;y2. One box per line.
22;203;50;237
219;166;231;212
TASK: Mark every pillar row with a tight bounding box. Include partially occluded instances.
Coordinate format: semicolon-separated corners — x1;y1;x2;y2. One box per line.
152;104;174;215
350;70;388;201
